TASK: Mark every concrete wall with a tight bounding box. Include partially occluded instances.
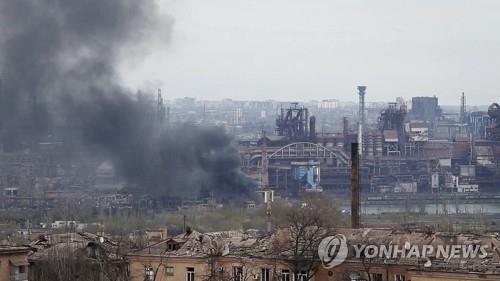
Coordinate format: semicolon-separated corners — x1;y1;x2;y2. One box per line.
0;250;29;281
128;256;208;281
128;255;295;281
128;255;500;281
316;262;410;281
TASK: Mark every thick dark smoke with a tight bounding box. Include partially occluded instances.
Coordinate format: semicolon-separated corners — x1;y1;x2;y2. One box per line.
0;1;253;202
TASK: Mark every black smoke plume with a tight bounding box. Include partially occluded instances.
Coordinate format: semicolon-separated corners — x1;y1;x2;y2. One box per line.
0;0;254;202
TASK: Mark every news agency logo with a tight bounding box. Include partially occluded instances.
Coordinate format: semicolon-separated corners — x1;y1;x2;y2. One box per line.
317;234;348;269
318;235;490;269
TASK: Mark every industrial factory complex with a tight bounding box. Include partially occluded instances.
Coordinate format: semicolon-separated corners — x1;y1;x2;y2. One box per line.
2;87;500;211
3;89;500;280
4;0;500;279
241;89;500;202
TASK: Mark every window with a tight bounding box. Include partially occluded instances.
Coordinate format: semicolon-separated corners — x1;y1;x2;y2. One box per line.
296;271;307;281
167;242;179;251
18;265;26;274
145;266;154;281
261;268;270;281
233;266;243;281
187;267;195;281
10;264;28;281
281;269;290;281
394;274;405;281
371;273;383;281
165;266;174;276
348;272;360;281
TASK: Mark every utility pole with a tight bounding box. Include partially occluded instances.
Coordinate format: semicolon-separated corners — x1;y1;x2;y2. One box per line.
261;130;273;233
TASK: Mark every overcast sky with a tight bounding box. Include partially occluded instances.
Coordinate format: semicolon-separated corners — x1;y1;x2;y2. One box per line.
119;0;500;105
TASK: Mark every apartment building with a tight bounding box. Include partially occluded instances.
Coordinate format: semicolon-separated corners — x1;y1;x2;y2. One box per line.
0;246;30;281
127;228;500;281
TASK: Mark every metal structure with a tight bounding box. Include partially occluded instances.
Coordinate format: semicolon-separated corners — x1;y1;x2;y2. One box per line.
378;103;406;132
260;130;272;233
157;88;166;126
410;96;441;122
351;142;360;228
378;102;407;152
343;117;349;138
460;92;467;123
470;111;490;139
261;130;269;188
309;116;316;140
487;103;500;140
291;160;321;191
275;103;311;140
267;142;349;165
357;86;366;156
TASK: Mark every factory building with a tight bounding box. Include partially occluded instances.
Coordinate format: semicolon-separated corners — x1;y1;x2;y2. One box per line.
241;91;500;200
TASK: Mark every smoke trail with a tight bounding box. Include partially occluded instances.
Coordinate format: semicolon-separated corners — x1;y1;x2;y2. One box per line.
0;0;253;202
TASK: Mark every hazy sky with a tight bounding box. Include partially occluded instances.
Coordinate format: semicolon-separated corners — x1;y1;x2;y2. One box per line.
119;0;500;105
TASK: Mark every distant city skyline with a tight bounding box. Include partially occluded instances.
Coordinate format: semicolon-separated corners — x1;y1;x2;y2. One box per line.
119;0;500;105
165;96;489;108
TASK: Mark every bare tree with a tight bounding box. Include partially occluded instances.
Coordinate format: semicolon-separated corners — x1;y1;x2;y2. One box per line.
201;235;233;281
351;234;393;281
270;194;339;281
200;234;257;281
31;246;106;281
30;234;131;281
359;247;375;281
145;253;169;281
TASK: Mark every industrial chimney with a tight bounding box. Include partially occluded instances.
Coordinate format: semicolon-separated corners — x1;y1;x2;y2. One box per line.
357;86;366;156
309;116;316;140
351;142;360;228
343;117;349;138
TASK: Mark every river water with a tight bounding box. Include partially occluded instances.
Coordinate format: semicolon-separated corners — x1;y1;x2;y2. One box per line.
358;203;500;215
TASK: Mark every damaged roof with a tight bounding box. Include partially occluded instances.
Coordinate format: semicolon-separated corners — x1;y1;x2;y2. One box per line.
129;228;500;275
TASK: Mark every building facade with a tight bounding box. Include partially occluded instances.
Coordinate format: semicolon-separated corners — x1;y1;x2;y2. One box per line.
127;228;500;281
0;246;30;281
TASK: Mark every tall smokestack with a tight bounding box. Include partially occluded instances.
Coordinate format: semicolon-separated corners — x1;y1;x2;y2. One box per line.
351;142;360;229
357;86;366;156
309;116;316;140
342;117;349;149
343;117;349;138
166;106;170;126
157;88;165;126
460;92;466;124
